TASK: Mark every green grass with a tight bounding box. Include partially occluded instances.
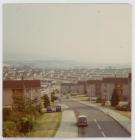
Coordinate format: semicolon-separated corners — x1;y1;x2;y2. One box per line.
72;94;89;101
114;110;131;119
29;112;62;137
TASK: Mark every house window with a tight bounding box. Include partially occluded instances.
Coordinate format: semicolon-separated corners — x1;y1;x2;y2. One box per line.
12;89;25;111
104;83;107;88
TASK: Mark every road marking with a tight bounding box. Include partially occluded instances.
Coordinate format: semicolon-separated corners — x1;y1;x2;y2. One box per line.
94;119;102;130
101;131;106;137
94;119;106;137
94;119;97;123
97;124;102;130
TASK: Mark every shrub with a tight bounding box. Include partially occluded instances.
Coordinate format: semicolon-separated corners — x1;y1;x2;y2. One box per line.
3;121;22;137
18;116;33;134
3;121;16;131
111;89;120;107
43;94;50;108
51;92;57;102
96;98;102;103
3;99;42;136
3;108;12;121
71;93;76;96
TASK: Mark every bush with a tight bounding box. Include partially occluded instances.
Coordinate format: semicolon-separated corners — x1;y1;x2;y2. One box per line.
3;108;12;121
3;99;42;136
111;89;120;107
43;94;50;108
51;92;57;102
71;93;76;96
3;110;36;137
3;121;22;137
96;98;102;103
17;116;33;134
3;121;16;131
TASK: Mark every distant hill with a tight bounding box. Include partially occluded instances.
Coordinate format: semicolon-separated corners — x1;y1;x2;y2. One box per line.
3;60;131;69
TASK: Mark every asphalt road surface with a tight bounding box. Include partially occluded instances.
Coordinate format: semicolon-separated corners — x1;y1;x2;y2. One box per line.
62;99;130;137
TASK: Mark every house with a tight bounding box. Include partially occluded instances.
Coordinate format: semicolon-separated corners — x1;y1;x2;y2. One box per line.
101;77;130;101
60;83;72;94
70;83;78;95
60;73;131;102
3;80;41;111
77;81;87;94
60;81;86;95
86;80;101;98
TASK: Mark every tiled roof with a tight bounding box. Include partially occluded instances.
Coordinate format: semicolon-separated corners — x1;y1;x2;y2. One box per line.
3;80;41;89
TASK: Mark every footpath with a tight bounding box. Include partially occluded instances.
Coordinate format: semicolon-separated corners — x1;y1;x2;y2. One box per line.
55;110;78;137
71;98;131;134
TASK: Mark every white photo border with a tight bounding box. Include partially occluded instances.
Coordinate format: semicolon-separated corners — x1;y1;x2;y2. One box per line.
0;0;134;140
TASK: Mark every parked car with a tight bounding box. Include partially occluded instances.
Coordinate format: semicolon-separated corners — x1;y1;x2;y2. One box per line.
77;115;88;127
116;105;130;111
56;105;61;112
46;106;53;112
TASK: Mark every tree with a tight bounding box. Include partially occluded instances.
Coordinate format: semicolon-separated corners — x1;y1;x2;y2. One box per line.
43;94;50;108
51;91;57;103
18;116;33;135
111;88;121;107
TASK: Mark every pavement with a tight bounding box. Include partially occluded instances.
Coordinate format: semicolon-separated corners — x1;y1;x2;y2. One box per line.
55;110;78;137
71;98;131;134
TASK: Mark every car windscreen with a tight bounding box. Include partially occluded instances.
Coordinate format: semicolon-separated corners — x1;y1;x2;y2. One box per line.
78;117;87;123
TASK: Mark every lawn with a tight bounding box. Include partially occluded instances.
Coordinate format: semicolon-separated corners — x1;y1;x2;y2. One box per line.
71;94;89;101
114;110;131;119
29;112;62;137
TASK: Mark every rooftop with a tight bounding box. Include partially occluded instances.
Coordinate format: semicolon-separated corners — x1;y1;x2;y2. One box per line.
3;80;41;89
102;77;129;84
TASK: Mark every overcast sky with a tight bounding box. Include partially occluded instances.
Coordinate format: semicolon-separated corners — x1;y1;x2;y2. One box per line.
3;4;131;64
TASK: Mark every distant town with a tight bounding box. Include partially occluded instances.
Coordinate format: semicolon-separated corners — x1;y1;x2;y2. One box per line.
3;61;131;103
2;2;132;138
3;60;131;137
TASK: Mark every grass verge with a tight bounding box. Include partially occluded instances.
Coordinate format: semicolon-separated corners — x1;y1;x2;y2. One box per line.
29;112;62;137
72;96;131;120
71;94;89;101
113;110;131;119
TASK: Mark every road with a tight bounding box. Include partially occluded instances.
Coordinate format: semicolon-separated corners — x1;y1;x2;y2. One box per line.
61;99;130;137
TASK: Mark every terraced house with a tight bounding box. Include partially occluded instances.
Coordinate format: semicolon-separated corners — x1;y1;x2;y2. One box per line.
101;77;130;101
86;80;102;99
3;80;41;111
61;73;131;102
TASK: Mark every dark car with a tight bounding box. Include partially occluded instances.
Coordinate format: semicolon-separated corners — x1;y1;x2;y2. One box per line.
56;105;61;112
77;115;88;127
46;106;53;112
116;105;130;111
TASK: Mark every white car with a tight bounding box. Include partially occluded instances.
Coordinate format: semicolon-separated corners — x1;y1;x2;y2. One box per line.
77;115;88;127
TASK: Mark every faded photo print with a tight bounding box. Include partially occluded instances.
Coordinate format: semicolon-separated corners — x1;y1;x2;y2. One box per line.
3;3;131;137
